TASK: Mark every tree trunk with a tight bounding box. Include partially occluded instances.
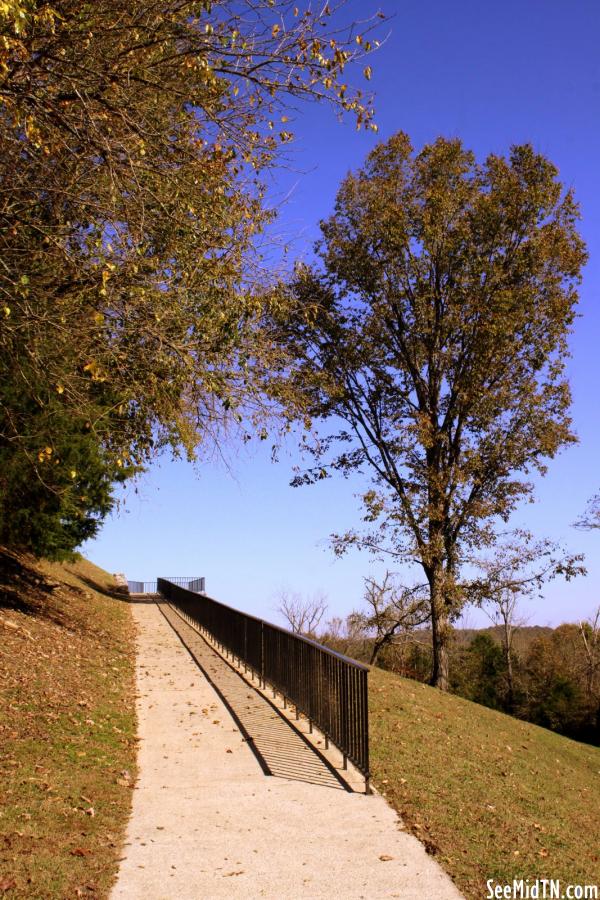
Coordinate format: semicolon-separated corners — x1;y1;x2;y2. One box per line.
505;644;515;713
370;631;392;666
370;639;384;666
429;570;450;691
502;618;515;713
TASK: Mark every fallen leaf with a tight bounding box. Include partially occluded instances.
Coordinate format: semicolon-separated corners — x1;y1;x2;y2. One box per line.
71;848;92;857
379;855;393;862
0;878;17;891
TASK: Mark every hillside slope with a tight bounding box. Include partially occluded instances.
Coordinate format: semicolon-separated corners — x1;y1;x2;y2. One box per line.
370;667;600;898
0;550;136;898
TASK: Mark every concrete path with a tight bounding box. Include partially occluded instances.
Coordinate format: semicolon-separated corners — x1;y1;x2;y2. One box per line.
111;599;463;900
159;603;345;791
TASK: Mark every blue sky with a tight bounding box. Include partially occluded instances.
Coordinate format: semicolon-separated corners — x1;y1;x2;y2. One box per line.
84;0;600;628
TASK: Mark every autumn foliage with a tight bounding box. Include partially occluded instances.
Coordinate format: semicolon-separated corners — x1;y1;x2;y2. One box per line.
0;0;378;556
270;132;587;688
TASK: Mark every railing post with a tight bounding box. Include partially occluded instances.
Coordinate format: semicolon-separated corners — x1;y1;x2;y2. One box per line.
260;620;265;690
362;667;370;794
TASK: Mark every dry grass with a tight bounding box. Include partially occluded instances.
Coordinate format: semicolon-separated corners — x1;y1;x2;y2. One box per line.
0;549;136;898
369;667;600;898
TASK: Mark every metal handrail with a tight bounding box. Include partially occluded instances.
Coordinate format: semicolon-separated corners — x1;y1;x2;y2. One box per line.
157;578;370;789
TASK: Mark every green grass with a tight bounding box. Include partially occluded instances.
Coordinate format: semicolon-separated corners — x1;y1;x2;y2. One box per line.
0;552;136;898
3;552;598;898
369;667;600;898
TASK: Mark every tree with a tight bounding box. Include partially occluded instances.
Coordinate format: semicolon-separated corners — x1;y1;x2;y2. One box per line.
466;532;585;711
578;606;600;708
269;132;587;689
0;0;381;555
453;633;507;711
525;625;590;737
320;610;372;661
575;494;600;530
275;588;328;638
0;376;133;559
350;571;429;665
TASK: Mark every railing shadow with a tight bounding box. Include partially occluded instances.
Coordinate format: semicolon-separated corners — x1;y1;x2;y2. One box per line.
158;601;351;792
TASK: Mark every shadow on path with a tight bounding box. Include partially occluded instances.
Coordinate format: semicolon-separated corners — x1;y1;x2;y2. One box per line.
157;600;349;791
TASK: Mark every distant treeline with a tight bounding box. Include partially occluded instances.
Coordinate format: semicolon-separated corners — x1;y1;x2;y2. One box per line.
321;623;600;746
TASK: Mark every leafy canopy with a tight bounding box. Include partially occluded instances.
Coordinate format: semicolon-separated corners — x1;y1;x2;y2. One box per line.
269;132;587;685
0;0;381;555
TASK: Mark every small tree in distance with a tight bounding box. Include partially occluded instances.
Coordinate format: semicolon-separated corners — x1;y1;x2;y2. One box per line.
269;132;587;689
350;572;429;666
275;589;328;639
467;531;585;712
578;607;600;707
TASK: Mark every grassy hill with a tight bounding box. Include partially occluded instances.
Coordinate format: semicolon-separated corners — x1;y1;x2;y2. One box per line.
2;551;598;899
369;667;600;898
0;549;136;898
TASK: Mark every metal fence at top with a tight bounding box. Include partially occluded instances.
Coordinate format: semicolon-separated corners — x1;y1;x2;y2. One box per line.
157;578;370;789
127;580;157;594
128;577;205;595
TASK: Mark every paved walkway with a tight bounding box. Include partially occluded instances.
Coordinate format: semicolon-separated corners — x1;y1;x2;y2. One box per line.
111;599;463;900
159;603;345;790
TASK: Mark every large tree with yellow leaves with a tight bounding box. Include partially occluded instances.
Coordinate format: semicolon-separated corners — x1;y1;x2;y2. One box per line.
270;133;587;689
0;0;380;554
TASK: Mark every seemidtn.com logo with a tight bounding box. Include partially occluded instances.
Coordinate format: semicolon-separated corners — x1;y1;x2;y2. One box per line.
486;880;599;900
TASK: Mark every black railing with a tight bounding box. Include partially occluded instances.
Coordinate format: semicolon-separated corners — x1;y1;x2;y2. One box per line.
157;578;370;787
128;580;157;594
128;577;204;595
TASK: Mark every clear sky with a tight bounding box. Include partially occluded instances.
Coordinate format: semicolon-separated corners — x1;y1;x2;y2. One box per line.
84;0;600;629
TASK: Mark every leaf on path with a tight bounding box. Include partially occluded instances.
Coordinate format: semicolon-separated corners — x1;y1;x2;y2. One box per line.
379;855;393;861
